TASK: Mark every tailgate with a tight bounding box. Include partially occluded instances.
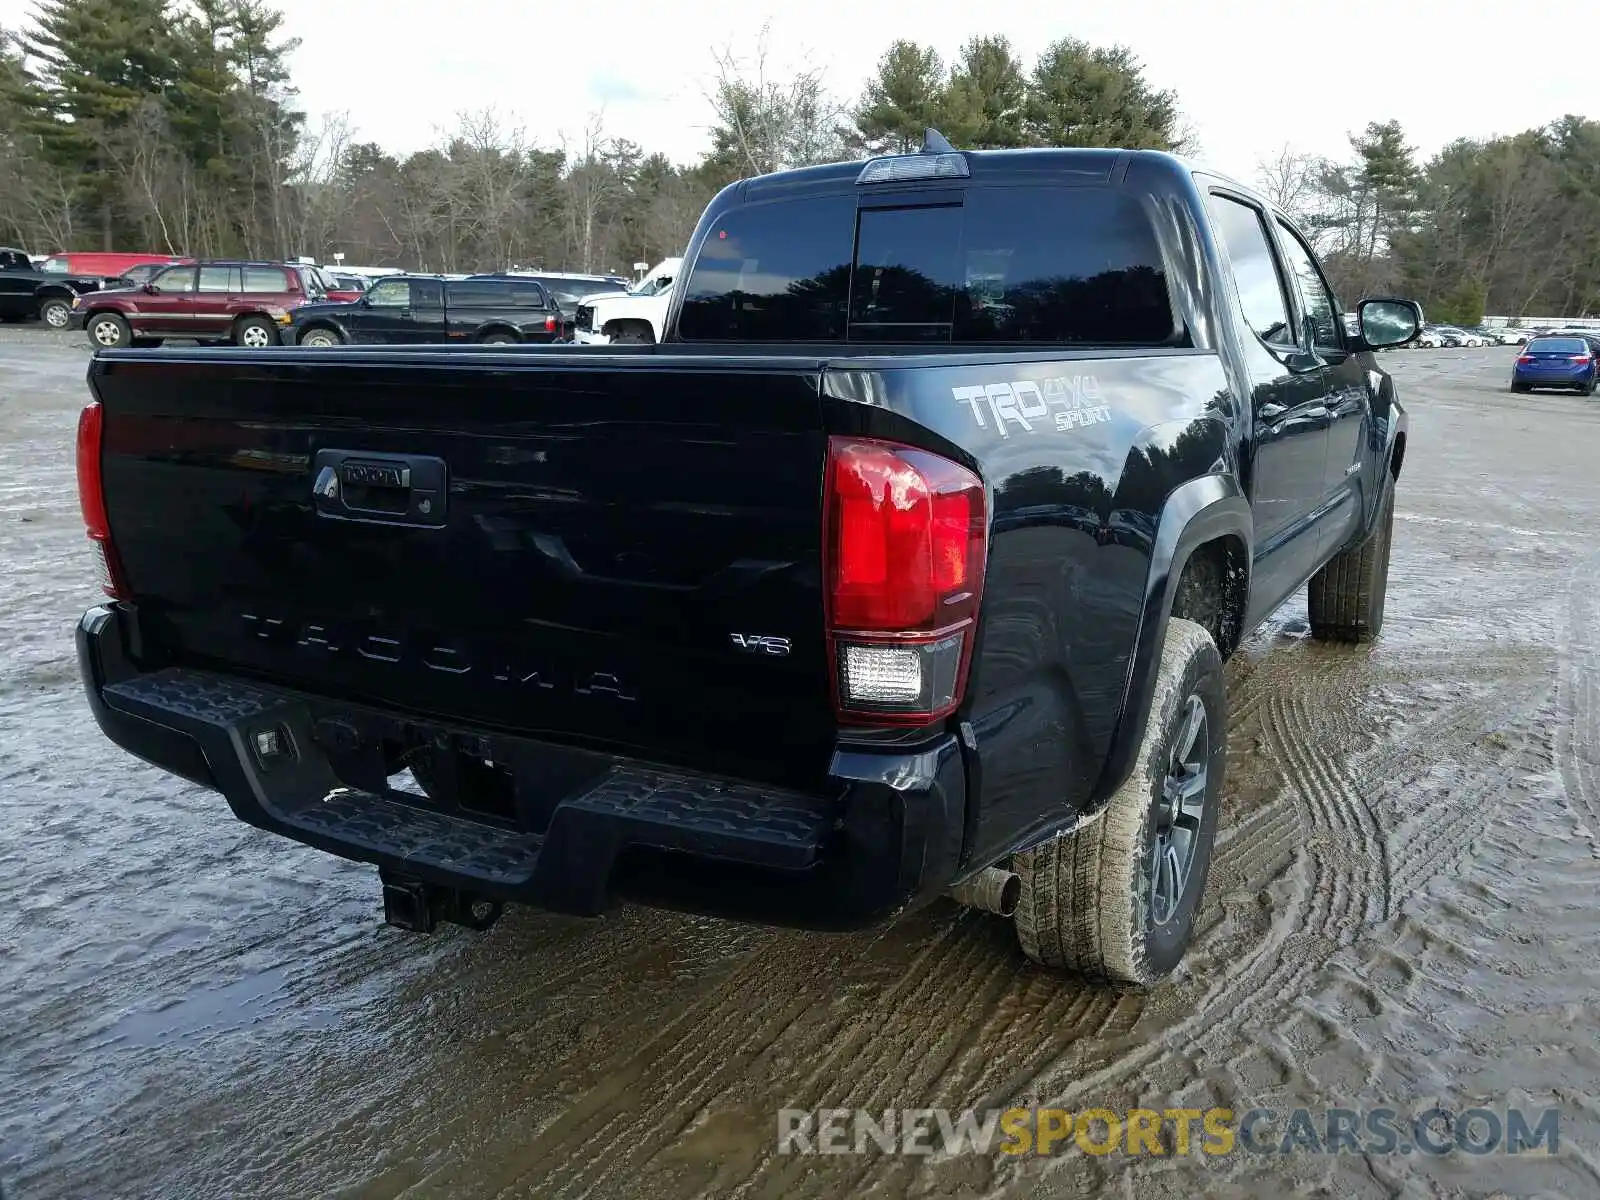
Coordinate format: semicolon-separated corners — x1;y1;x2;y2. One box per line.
91;351;835;786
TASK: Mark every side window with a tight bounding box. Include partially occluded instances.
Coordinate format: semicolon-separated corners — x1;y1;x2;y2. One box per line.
366;278;410;307
241;267;287;292
1206;194;1294;346
446;280;514;307
1275;220;1343;351
411;279;443;308
197;266;238;292
151;266;195;294
510;283;547;308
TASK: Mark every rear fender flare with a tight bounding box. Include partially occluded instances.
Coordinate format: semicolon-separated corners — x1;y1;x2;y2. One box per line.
1091;473;1252;805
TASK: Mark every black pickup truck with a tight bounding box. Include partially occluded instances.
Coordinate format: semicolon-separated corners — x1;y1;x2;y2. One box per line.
74;136;1420;986
287;273;567;347
0;248;109;328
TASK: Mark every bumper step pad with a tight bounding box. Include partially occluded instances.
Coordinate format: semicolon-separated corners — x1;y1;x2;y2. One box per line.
100;667;834;910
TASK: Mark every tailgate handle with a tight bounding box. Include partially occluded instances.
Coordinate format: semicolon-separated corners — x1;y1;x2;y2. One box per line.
312;449;447;528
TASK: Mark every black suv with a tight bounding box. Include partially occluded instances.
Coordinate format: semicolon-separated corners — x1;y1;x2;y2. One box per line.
288;274;566;347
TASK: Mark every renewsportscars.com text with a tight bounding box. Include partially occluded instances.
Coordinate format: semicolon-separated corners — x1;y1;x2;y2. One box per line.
777;1105;1561;1158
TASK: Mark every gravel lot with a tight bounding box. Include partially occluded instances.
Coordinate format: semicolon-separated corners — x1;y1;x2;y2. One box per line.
3;327;1599;1199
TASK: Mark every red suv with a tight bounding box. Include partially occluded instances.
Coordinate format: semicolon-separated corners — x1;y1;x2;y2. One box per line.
72;260;324;348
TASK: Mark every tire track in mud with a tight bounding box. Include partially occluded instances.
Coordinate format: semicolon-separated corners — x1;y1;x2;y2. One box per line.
413;646;1308;1199
1556;551;1600;849
448;623;1555;1200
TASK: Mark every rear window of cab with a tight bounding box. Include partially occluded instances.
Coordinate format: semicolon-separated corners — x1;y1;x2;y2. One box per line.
1527;338;1589;354
676;185;1178;346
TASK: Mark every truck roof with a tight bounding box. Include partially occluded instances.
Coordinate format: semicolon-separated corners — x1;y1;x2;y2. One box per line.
734;146;1256;207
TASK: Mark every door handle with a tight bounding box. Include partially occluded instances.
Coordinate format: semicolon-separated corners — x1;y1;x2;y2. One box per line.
1258;401;1328;422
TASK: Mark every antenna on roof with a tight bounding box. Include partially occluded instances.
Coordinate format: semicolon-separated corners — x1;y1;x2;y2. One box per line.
921;128;956;155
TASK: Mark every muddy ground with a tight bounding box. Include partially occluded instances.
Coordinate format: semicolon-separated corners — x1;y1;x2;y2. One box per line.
3;329;1599;1199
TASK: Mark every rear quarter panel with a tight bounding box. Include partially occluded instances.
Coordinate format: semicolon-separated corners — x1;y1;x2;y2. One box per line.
824;348;1236;865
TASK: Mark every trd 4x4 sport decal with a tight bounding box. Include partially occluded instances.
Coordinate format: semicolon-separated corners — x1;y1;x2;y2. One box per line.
952;375;1112;438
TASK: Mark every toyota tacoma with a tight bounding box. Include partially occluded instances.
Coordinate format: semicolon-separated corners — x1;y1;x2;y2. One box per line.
74;135;1419;985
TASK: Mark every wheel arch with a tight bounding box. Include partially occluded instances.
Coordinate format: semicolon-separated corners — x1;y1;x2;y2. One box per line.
474;322;520;342
297;320;346;344
1091;473;1252;808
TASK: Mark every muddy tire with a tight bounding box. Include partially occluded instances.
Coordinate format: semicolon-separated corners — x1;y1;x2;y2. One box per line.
1510;382;1531;393
610;324;653;345
1308;487;1394;643
87;313;131;349
299;327;341;348
478;331;517;345
1014;617;1225;986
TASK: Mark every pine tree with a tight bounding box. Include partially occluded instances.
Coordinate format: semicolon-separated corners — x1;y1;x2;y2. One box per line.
849;41;945;155
1022;38;1184;151
941;36;1026;149
20;0;181;248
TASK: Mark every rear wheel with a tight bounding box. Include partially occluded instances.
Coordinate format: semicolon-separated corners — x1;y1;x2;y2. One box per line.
1014;617;1225;986
1308;487;1394;643
234;316;278;348
479;331;517;345
610;324;653;345
38;297;72;329
1511;382;1531;393
87;313;130;349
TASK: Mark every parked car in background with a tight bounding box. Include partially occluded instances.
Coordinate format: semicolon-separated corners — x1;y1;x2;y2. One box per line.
288;273;565;346
38;251;189;279
330;273;371;295
1511;335;1597;394
1416;325;1446;347
72;260;324;348
0;247;119;327
572;257;682;344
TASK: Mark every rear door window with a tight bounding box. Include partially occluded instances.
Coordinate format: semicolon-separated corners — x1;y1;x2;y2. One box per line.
241;267;287;292
677;185;1176;345
197;266;240;293
1206;194;1294;346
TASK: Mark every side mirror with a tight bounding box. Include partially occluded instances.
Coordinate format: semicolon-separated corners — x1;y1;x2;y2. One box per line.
1356;297;1424;349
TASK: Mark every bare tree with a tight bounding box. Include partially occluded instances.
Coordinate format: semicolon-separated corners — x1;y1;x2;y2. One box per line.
704;23;848;177
561;110;624;273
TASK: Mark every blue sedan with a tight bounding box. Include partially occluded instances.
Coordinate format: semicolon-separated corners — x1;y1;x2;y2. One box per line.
1511;336;1598;395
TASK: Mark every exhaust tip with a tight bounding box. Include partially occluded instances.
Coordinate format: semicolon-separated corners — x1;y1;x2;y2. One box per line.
948;867;1021;918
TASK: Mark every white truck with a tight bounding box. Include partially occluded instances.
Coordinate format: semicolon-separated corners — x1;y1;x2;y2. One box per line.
572;257;681;345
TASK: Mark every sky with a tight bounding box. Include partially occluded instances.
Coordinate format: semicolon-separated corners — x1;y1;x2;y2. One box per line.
6;0;1598;181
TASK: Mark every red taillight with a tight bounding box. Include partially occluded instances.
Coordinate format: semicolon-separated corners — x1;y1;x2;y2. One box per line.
1572;354;1592;364
544;315;556;332
823;436;987;725
1517;355;1533;364
76;401;128;599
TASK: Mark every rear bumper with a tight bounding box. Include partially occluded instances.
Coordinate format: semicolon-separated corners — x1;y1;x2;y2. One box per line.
77;604;967;930
1513;368;1592;386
